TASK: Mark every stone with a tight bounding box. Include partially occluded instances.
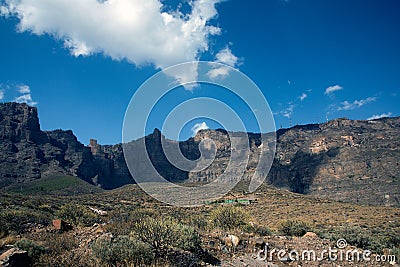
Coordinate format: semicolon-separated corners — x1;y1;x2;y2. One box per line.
52;219;72;232
0;247;30;267
302;231;318;238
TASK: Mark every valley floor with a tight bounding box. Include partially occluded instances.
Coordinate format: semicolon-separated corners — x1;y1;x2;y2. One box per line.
1;183;399;266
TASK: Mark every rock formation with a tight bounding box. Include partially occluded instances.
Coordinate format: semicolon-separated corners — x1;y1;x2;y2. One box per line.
0;102;399;206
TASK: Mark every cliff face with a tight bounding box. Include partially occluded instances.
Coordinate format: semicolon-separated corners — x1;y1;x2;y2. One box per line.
0;103;99;187
1;103;399;206
186;118;400;206
269;118;400;206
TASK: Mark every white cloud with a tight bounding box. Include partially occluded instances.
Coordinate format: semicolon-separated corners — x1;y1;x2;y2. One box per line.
11;84;37;105
0;0;224;71
14;93;37;106
338;97;376;111
325;85;343;95
163;61;199;91
282;104;295;118
207;65;231;80
299;93;307;101
18;84;31;94
215;47;238;67
0;90;4;100
207;46;239;80
367;112;392;120
191;122;209;136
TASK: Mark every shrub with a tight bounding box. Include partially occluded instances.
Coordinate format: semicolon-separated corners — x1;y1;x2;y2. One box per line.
210;205;249;231
278;220;310;237
392;247;400;265
0;235;18;248
0;226;7;239
320;225;384;252
55;203;100;227
0;208;49;233
244;224;273;236
104;209;157;236
42;232;79;254
15;238;46;260
189;216;209;231
132;217;201;257
91;236;153;266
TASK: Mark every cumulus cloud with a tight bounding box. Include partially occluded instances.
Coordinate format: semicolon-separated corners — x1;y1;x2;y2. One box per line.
0;90;4;100
14;93;37;106
207;64;231;80
207;46;239;80
191;121;209;136
13;84;37;105
215;47;238;67
338;97;376;111
18;84;31;94
0;0;225;74
299;93;307;101
325;85;343;95
367;112;392;120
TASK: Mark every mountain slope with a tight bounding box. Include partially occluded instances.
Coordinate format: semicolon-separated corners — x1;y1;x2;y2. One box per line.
0;102;399;206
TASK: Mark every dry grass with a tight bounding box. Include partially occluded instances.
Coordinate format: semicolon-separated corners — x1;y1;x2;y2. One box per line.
0;182;399;266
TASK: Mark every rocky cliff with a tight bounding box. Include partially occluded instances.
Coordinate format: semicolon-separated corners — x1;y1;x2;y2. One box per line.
1;102;399;206
1;103;93;186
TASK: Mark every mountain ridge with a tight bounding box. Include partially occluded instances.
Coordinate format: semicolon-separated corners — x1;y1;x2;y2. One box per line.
0;102;399;206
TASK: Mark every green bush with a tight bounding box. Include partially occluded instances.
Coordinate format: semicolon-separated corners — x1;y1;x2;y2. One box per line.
0;208;49;233
15;238;46;260
132;217;201;257
210;205;249;231
55;203;100;227
92;236;153;266
392;247;400;264
278;220;310;237
244;224;273;236
0;225;7;239
320;225;384;252
188;216;209;231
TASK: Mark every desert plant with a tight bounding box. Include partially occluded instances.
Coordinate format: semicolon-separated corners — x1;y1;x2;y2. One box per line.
210;205;249;231
15;238;46;260
55;203;100;227
244;224;273;236
132;217;201;257
91;235;153;266
0;235;18;248
392;247;400;264
321;225;384;252
0;225;7;239
278;220;310;237
0;208;49;233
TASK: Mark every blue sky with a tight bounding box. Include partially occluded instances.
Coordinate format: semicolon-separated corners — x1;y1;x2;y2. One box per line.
0;0;399;144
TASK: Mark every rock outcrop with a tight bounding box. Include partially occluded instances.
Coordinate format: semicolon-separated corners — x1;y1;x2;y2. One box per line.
0;103;131;189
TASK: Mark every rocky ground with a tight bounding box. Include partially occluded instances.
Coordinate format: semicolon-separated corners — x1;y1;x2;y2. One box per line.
1;183;399;266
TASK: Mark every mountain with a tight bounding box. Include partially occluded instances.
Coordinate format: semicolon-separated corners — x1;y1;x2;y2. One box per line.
0;102;399;206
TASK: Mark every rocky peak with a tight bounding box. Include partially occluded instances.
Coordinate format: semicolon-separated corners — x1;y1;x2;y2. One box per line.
0;102;43;142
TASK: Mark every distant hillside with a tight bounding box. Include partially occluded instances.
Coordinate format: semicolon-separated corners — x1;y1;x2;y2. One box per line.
0;102;399;206
6;174;103;196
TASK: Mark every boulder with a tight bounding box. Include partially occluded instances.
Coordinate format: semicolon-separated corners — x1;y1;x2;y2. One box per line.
302;231;318;238
52;219;72;232
0;247;30;267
